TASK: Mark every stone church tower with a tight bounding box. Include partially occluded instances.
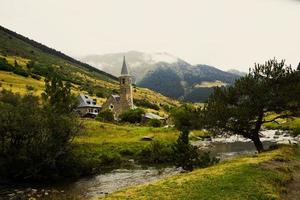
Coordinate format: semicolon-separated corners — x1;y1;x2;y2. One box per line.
119;56;134;112
101;56;134;119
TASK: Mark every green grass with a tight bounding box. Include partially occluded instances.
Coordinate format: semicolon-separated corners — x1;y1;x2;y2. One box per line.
71;120;179;171
102;147;298;200
71;120;207;172
264;115;300;136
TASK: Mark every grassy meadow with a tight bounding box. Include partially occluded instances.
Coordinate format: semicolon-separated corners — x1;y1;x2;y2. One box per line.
71;119;207;172
102;146;299;200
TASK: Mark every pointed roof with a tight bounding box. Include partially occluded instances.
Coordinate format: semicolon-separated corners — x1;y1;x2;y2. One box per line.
121;56;129;76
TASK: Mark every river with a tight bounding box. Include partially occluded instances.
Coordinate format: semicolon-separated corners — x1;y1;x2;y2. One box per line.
1;130;298;200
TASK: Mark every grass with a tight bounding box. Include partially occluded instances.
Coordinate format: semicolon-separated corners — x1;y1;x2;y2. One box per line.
71;120;179;171
0;71;45;95
102;146;298;200
264;114;300;136
71;119;207;172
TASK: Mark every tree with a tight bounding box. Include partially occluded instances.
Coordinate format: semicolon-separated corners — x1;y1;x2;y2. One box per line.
42;75;78;114
170;104;201;131
171;105;217;170
119;108;145;123
203;59;300;152
0;76;82;180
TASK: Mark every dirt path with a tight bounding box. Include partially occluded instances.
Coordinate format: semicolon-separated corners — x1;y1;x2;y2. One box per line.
282;161;300;200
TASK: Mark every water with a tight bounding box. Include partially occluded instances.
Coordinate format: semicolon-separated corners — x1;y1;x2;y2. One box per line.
1;130;298;200
0;167;180;200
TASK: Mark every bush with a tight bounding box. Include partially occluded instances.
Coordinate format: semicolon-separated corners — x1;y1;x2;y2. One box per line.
134;99;159;110
119;108;145;123
148;119;162;127
0;58;14;71
26;85;35;91
13;67;29;77
138;140;173;164
30;73;41;80
96;110;114;122
172;128;218;170
99;152;122;166
26;60;35;68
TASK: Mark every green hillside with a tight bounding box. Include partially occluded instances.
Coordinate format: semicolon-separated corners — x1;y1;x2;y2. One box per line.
0;26;180;114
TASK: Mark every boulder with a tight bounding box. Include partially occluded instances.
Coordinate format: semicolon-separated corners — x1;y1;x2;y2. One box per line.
141;136;154;141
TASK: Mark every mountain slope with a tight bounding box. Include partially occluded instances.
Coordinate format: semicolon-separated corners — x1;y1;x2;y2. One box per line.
0;26;180;114
81;51;240;102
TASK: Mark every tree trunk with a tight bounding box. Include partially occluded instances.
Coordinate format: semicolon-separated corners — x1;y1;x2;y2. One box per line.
252;111;265;153
252;133;264;153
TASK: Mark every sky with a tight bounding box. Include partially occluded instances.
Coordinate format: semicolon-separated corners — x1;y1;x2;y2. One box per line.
1;0;300;71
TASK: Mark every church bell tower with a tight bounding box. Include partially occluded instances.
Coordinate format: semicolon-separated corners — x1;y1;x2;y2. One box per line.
119;56;133;112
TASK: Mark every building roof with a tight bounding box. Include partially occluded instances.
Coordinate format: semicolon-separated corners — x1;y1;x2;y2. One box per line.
111;94;120;102
121;56;130;76
78;94;102;108
143;112;165;120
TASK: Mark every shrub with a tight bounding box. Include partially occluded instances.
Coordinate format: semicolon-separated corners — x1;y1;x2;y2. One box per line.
0;58;14;71
30;73;41;80
119;108;145;123
26;60;35;68
138;140;173;164
148;119;162;127
134;99;159;110
96;91;105;98
96;110;114;122
26;85;35;91
13;67;29;77
99;152;122;166
172;128;218;170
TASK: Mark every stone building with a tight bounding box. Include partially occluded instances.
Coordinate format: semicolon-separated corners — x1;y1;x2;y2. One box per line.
102;56;134;119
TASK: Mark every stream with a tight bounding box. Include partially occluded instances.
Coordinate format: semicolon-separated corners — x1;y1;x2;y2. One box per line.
1;130;299;200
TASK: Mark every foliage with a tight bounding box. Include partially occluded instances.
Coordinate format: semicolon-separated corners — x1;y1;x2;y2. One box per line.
13;66;29;77
26;85;34;91
120;108;145;123
171;104;202;131
138;140;173;164
148;118;162;127
0;57;14;71
203;59;300;152
42;75;78;114
172;128;217;171
96;110;115;122
0;76;82;180
30;73;41;80
134;98;159;110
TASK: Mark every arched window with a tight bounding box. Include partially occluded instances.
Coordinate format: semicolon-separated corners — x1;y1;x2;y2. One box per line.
122;78;125;84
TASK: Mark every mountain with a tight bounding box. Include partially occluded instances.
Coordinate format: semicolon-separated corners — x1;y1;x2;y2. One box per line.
227;69;247;76
81;51;241;102
0;26;179;113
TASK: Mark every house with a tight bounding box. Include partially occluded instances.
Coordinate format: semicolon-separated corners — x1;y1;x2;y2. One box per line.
142;112;166;124
77;94;101;117
102;56;134;119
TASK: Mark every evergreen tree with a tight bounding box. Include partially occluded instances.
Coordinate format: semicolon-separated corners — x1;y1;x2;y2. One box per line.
203;59;300;152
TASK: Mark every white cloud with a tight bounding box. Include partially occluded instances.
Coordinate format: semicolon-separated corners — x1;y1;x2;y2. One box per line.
0;0;300;71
